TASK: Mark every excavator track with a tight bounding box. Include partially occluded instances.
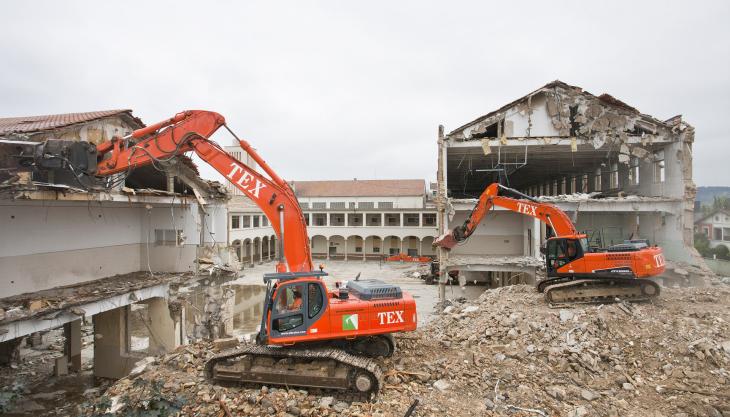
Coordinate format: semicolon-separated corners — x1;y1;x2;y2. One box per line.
543;278;661;307
205;344;383;398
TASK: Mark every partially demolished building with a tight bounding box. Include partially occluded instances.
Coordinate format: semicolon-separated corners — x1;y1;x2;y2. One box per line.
0;110;229;377
436;81;698;297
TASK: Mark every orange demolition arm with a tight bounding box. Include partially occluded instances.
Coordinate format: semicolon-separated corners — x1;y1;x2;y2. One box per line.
96;110;313;273
434;183;577;249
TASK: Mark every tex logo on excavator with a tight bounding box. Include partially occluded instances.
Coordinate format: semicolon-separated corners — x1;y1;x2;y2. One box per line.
517;202;538;216
226;162;267;198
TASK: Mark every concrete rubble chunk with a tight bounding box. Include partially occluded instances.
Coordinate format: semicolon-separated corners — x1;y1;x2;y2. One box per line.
581;389;600;401
559;309;575;322
319;396;334;408
213;337;239;351
433;379;451;392
569;406;590;417
462;305;479;314
545;385;567;400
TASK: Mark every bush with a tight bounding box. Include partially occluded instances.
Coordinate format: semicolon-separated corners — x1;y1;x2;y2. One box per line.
713;244;730;261
694;232;713;258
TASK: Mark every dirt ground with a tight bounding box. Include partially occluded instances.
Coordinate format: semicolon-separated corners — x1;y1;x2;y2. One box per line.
74;277;730;417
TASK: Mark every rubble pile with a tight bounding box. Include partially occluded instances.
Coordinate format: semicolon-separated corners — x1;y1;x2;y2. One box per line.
80;284;730;417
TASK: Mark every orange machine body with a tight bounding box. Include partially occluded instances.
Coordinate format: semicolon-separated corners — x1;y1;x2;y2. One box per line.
555;243;665;278
384;253;433;263
264;277;417;346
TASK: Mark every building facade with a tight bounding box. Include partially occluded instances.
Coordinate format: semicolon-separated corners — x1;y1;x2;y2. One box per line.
228;195;278;266
226;178;438;264
294;179;438;260
435;81;699;296
695;210;730;250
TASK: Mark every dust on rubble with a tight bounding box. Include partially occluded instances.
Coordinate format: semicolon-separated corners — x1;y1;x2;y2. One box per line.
77;284;730;417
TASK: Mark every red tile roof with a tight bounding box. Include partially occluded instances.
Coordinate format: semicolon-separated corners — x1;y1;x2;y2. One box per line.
0;110;143;135
291;179;425;197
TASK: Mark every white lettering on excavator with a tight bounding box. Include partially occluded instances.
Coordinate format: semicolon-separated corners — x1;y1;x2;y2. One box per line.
654;254;665;267
377;311;404;325
227;162;266;198
517;202;538;216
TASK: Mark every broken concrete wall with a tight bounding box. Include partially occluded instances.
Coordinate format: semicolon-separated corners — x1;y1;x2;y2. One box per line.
447;210;525;256
0;198;228;298
437;81;704;297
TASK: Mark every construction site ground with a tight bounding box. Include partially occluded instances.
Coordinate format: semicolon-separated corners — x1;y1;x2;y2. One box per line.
2;260;729;416
72;273;730;417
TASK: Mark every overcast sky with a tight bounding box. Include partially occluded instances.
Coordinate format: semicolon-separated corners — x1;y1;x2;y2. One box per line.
1;1;728;186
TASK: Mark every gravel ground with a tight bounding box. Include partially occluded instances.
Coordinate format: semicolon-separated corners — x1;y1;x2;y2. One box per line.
76;280;730;417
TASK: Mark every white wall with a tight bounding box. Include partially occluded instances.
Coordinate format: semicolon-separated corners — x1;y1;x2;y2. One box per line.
449;210;526;256
505;94;560;138
0;199;227;297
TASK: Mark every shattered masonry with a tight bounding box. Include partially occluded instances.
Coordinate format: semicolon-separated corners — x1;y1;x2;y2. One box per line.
436;80;704;297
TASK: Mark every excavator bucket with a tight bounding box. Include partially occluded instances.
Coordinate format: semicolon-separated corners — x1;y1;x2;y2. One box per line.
433;230;457;249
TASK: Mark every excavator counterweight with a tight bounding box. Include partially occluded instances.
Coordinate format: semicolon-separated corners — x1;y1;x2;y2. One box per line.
435;183;665;305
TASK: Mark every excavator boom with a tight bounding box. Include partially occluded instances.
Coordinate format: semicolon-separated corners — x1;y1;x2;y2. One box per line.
434;183;576;249
95;110;313;273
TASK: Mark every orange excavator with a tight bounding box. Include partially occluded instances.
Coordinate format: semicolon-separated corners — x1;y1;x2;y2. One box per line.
434;183;665;305
7;110;417;395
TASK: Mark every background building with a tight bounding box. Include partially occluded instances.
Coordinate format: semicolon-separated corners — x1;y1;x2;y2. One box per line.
695;209;730;251
225;176;438;265
293;179;437;260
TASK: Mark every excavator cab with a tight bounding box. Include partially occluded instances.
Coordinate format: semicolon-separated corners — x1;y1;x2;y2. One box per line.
545;236;589;277
269;278;327;338
256;271;330;344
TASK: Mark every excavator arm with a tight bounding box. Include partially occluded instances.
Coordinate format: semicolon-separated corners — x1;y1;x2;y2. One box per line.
434;183;577;249
96;110;313;273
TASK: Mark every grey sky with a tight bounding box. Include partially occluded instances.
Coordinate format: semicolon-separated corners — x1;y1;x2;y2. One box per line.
1;1;728;186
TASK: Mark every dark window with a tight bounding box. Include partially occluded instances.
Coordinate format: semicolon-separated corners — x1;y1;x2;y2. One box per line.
262;217;269;227
253;216;260;228
231;216;240;229
308;283;323;318
423;213;436;227
275;315;303;332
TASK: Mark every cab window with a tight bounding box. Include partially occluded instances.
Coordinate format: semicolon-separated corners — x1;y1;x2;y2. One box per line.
275;285;304;314
547;239;580;270
273;284;305;333
308;283;323;318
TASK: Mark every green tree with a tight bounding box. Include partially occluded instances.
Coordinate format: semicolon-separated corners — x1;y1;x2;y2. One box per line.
712;196;730;211
694;232;713;258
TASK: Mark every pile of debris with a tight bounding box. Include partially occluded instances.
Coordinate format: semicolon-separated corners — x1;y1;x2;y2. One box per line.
79;284;730;417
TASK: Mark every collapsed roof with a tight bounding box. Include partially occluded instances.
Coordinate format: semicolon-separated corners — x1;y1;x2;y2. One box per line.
444;80;694;197
0;110;228;202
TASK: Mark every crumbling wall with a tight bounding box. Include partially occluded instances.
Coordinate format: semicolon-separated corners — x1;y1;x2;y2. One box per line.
438;80;703;275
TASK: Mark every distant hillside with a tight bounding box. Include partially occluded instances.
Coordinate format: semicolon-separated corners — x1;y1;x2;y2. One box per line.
696;186;730;205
